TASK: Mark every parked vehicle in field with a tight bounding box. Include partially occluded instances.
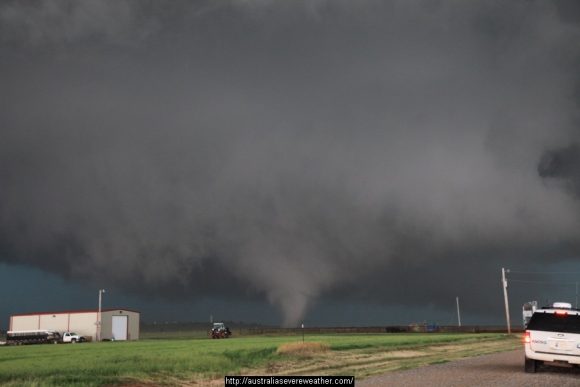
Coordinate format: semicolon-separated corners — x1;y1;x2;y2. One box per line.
524;302;580;372
61;332;85;343
210;322;231;339
6;330;61;345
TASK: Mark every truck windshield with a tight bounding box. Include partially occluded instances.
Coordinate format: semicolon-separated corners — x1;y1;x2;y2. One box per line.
527;312;580;334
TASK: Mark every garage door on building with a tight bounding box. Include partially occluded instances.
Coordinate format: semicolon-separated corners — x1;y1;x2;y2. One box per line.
112;315;128;340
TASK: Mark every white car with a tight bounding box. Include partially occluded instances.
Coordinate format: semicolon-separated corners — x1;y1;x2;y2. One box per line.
524;302;580;372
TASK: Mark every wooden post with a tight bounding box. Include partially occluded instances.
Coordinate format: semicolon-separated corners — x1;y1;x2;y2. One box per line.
502;268;511;334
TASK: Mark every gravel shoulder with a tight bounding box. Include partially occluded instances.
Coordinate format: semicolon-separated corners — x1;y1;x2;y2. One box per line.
359;349;580;387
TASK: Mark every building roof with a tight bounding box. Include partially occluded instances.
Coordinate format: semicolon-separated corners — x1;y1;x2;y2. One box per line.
11;308;140;317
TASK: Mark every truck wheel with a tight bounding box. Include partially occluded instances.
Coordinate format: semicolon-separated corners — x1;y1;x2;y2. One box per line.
524;357;538;373
71;339;76;344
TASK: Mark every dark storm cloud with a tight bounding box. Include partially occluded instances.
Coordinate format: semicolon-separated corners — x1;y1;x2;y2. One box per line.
0;0;158;45
539;144;580;190
1;0;580;325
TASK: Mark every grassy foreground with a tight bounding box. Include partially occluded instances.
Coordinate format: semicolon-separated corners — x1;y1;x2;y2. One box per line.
0;333;519;386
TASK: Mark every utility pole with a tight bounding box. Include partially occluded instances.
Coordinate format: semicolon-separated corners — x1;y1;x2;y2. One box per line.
456;296;462;327
97;289;106;341
502;268;511;334
576;282;578;309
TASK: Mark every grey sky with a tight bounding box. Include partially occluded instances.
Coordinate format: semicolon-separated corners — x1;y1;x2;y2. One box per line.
1;0;580;326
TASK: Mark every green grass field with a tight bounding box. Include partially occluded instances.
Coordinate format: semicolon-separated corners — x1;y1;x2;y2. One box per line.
0;333;518;386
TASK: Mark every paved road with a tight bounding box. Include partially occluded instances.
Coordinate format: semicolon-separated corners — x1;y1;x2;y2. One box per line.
359;350;580;387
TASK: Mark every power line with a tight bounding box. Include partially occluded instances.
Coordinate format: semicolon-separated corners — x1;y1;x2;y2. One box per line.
508;270;580;275
509;279;578;286
503;267;580;317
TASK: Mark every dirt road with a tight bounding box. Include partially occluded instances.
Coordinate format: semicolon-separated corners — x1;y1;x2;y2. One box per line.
359;349;580;387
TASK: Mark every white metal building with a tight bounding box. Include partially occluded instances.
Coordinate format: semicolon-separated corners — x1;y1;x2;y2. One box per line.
9;308;140;341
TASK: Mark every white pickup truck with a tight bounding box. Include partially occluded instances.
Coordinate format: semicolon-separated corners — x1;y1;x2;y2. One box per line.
61;332;84;343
